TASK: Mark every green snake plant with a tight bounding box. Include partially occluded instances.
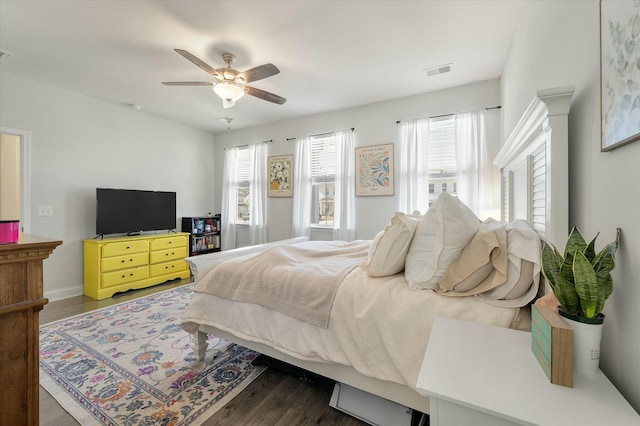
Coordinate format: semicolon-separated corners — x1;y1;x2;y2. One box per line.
541;227;620;321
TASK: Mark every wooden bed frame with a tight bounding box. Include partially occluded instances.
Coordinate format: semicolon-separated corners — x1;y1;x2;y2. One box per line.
183;86;574;415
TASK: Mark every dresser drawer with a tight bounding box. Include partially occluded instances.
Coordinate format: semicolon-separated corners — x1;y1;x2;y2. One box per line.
101;265;149;288
150;259;188;278
101;252;148;273
102;240;149;257
150;247;187;264
150;235;187;251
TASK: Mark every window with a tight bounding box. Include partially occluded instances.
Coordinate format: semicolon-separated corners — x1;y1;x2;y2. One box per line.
310;134;336;226
400;111;492;217
428;116;457;202
236;147;251;223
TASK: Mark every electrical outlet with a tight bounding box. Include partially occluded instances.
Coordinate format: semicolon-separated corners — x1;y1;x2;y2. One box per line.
38;205;54;216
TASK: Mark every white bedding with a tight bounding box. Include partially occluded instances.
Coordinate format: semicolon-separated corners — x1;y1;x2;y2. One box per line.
181;260;527;390
194;240;369;327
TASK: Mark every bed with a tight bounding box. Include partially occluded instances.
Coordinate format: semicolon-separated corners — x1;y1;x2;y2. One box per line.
180;86;574;417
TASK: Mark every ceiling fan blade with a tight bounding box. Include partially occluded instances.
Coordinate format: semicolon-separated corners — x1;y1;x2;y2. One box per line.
162;82;213;86
174;49;222;79
245;86;286;105
239;63;280;83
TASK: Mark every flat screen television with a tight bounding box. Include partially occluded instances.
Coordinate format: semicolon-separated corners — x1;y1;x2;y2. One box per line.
96;188;176;236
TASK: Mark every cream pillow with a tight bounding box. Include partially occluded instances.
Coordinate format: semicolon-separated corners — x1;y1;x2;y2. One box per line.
405;192;479;290
363;212;420;277
477;220;541;307
437;219;508;296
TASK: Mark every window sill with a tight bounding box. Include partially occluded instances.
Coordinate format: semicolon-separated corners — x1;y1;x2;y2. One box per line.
310;225;332;230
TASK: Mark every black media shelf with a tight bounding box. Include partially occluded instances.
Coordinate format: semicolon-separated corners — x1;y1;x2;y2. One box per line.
181;215;221;256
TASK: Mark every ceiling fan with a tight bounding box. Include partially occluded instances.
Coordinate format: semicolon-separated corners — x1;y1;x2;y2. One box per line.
162;49;286;109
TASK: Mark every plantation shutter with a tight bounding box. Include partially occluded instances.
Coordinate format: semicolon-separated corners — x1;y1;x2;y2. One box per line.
310;134;336;184
502;172;511;222
531;145;546;239
428;116;456;178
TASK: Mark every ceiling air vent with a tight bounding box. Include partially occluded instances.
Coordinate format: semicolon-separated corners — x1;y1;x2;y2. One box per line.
424;63;453;77
0;50;12;64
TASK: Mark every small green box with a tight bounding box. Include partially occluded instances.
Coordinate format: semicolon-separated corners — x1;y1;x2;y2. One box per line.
531;305;573;387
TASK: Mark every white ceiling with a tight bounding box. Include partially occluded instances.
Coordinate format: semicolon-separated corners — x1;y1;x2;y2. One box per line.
0;0;521;134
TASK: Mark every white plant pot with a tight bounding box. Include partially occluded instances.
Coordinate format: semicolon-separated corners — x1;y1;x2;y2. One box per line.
562;316;604;375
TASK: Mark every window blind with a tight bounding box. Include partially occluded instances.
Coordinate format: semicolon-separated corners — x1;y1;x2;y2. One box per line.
428;116;456;177
310;134;336;183
236;147;251;184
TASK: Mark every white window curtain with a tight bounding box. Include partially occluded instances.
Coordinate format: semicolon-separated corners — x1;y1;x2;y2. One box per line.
455;111;498;218
221;144;267;250
221;149;237;250
292;137;311;238
332;130;356;241
398;119;429;214
248;143;267;245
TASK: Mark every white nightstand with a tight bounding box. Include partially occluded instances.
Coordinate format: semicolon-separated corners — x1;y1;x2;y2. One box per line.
416;317;639;426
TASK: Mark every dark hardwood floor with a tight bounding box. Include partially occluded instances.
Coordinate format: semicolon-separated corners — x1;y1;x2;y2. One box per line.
38;280;371;425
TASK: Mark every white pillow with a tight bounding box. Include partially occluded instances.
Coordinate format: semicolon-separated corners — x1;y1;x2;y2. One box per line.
405;192;479;290
362;212;420;277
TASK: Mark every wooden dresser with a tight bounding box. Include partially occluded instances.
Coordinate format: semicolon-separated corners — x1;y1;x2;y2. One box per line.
0;234;62;426
84;232;190;300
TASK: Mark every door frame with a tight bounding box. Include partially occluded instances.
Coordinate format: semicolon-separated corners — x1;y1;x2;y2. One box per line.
0;126;31;233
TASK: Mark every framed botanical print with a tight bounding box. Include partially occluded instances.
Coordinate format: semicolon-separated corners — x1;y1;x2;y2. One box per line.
268;154;293;197
600;0;640;151
355;143;394;196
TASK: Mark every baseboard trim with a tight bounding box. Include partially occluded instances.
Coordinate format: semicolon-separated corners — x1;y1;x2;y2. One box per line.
45;285;83;302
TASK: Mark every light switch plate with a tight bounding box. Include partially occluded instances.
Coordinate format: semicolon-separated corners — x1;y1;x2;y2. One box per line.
38;205;53;216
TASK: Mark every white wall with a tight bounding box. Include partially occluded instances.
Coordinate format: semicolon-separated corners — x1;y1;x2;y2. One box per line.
502;1;640;412
214;79;501;245
0;71;216;300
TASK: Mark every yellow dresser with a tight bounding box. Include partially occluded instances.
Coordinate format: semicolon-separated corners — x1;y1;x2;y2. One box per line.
84;233;190;299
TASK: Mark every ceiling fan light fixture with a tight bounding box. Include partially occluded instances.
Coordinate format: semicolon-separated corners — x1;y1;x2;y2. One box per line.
166;49;285;107
213;81;245;105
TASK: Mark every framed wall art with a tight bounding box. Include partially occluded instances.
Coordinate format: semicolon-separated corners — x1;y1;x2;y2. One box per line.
600;0;640;151
355;143;394;196
268;154;293;197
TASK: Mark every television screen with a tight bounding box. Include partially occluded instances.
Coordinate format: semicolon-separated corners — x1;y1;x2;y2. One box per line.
96;188;176;235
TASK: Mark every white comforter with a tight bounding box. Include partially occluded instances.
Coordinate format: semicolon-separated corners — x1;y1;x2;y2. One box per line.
181;255;527;390
193;240;369;328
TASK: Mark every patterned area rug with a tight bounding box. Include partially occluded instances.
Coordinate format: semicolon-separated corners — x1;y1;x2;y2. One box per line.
40;284;266;426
